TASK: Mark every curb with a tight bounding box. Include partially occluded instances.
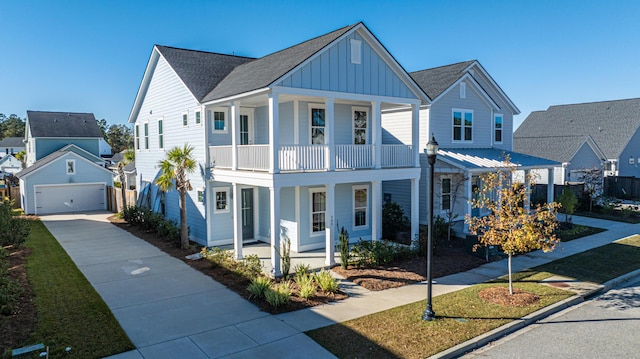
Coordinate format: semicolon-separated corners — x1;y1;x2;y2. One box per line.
429;269;640;359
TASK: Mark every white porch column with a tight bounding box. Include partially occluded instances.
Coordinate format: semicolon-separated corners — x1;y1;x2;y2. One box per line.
372;101;381;169
231;101;240;170
268;94;279;174
464;175;473;233
325;183;335;266
524;169;531;212
371;180;382;241
232;183;243;260
412;104;420;168
410;177;419;247
326;98;335;171
269;186;281;277
547;168;555;203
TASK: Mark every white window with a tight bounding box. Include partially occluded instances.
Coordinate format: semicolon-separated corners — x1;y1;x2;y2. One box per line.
195;110;201;125
350;39;362;64
353;185;368;229
158;118;164;149
453;109;473;142
135;125;140;150
182;112;188;127
310;106;325;144
214;187;230;213
310;189;326;234
494;114;503;143
144;122;149;150
460;82;466;98
208;109;227;133
441;177;451;211
353;107;368;145
197;189;204;203
66;159;76;175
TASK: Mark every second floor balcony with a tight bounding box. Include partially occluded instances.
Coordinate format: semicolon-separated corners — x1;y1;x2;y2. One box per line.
209;143;414;172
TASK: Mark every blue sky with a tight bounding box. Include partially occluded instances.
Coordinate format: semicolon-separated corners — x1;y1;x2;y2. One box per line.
1;0;638;130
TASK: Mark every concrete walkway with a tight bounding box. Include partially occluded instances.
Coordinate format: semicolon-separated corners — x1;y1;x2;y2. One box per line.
40;212;335;359
41;212;640;358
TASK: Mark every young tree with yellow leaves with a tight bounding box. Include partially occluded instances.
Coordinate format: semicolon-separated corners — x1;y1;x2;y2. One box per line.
465;157;561;294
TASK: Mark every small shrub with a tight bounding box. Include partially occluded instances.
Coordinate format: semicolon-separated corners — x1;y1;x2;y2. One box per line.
157;219;180;241
382;201;409;241
314;269;339;293
0;249;22;315
201;247;233;268
247;276;272;299
293;263;311;278
0;201;30;247
621;206;635;218
235;254;262;279
350;239;395;268
338;226;350;269
264;280;293;307
140;210;163;232
296;274;316;299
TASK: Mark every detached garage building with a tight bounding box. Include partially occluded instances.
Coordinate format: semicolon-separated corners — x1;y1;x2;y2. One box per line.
17;111;114;215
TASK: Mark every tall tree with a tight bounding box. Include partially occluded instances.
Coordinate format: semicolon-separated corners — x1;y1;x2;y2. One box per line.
155;145;197;249
465;156;560;294
106;124;133;154
0;113;26;138
117;149;135;210
96;119;108;139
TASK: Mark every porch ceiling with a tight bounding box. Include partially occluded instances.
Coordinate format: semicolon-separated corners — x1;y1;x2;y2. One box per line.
437;148;561;172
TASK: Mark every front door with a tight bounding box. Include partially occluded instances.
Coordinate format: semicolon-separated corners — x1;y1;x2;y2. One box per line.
241;188;254;241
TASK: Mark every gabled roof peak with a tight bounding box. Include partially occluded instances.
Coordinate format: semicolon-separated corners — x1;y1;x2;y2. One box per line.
155;44;256;61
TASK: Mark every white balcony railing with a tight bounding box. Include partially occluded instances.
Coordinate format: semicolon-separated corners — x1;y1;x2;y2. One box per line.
279;145;326;171
209;145;232;168
238;145;269;170
381;144;413;168
336;144;373;169
209;144;414;171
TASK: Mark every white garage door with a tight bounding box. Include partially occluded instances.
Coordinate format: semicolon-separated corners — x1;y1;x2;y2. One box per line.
35;184;106;214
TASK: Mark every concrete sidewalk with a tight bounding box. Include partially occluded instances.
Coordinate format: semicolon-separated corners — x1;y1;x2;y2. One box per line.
42;212;639;358
41;212;335;359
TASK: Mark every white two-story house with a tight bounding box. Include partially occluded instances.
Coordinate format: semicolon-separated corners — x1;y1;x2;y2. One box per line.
128;22;428;275
382;60;559;231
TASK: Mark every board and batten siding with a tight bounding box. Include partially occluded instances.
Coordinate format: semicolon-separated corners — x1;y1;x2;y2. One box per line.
134;54;208;245
566;142;603;182
616;127;640;177
276;31;417;100
20;152;113;214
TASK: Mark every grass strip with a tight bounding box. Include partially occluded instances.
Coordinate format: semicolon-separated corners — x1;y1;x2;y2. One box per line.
556;224;606;242
308;235;640;359
24;220;134;358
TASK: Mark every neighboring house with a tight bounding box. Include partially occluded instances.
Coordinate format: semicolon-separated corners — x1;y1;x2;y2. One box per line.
129;22;427;275
0;137;25;157
0;155;22;175
382;60;558;231
17;111;113;214
109;151;136;190
514;98;640;182
99;138;113;157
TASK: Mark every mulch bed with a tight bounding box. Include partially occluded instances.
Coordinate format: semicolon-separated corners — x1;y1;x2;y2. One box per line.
332;246;488;291
478;286;540;307
0;245;37;354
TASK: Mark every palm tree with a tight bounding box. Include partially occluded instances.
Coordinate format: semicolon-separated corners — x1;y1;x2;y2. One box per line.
117;149;135;212
155;144;197;249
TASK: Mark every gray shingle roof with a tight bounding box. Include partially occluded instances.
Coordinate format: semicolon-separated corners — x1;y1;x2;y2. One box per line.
514;98;640;160
409;60;476;100
201;23;358;102
16;150;67;177
155;46;255;101
27;111;103;138
0;137;25;147
513;135;592;163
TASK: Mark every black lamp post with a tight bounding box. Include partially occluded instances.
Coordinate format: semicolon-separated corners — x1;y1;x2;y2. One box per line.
422;134;438;321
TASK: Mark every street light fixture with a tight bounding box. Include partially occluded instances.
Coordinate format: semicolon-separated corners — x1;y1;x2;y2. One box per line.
423;134;438;321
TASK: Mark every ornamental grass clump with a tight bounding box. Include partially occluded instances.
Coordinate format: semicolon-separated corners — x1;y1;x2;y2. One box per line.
314;269;339;293
264;280;293;307
247;276;272;299
296;273;316;299
200;247;233;268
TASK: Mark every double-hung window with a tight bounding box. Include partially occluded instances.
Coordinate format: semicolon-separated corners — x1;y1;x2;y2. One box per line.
311;107;325;144
353;107;368;145
311;189;326;234
214;187;230;213
158;119;164;149
353;185;368;229
135;125;140;150
441;177;451;211
144;122;149;150
214;111;226;132
182;112;188;127
195;110;201;125
453;109;473;142
494;114;503;143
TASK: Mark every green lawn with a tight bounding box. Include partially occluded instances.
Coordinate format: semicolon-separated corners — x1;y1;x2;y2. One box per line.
556;223;606;242
23;220;134;358
308;235;640;359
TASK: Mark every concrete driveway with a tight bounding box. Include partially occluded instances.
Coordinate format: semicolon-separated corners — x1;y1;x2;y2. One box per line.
40;211;335;359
